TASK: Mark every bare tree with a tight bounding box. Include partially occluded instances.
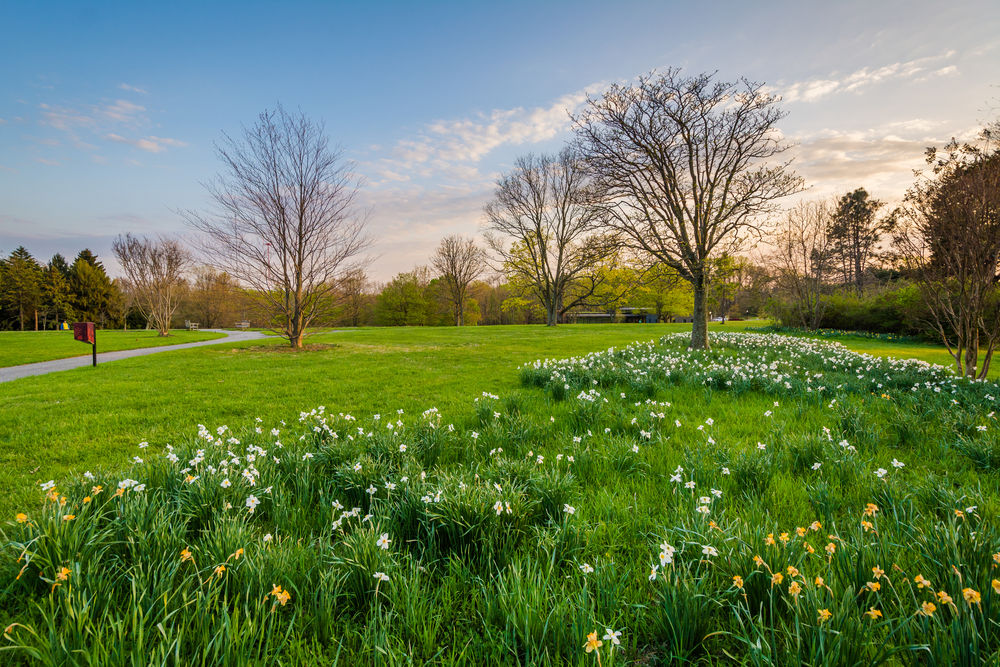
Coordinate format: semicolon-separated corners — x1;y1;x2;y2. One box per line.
894;127;1000;378
112;233;190;336
336;267;372;327
188;266;236;328
766;200;834;330
574;69;804;348
431;235;485;326
181;106;374;347
482;147;617;327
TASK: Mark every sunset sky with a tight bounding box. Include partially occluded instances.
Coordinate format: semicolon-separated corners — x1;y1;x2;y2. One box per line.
2;0;998;279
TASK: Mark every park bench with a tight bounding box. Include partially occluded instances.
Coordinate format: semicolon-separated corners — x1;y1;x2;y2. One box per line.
184;320;200;330
236;321;250;331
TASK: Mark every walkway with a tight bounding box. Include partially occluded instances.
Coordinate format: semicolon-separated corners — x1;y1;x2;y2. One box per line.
0;329;275;384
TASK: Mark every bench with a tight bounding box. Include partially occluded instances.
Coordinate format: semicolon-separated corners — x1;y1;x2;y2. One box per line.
236;321;250;331
185;320;200;331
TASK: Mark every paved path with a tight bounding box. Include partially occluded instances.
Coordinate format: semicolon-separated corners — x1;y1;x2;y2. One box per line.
0;330;275;384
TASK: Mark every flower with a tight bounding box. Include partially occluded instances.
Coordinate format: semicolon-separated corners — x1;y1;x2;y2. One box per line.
214;564;226;578
993;579;1000;595
864;503;879;516
866;581;881;593
220;479;231;488
264;533;273;543
649;565;658;581
818;608;832;623
246;495;260;512
15;513;27;523
810;521;822;531
40;481;55;491
772;573;784;586
564;504;576;515
63;515;76;522
789;581;802;597
580;563;594;574
181;547;193;562
825;542;836;555
733;575;744;589
872;566;885;579
892;459;905;468
366;485;377;496
787;566;800;577
815;576;825;587
963;588;982;605
602;628;622;647
765;534;776;546
920;601;936;616
861;520;874;532
914;574;931;589
753;555;764;567
937;591;953;605
779;532;790;544
865;607;883;620
685;481;696;489
233;548;244;560
584;631;603;653
811;462;822;470
701;545;718;558
373;572;390;582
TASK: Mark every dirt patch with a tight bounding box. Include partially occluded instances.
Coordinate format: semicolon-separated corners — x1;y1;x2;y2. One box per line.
228;343;341;354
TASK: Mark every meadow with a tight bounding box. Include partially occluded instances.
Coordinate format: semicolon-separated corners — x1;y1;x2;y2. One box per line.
0;330;227;367
1;324;998;665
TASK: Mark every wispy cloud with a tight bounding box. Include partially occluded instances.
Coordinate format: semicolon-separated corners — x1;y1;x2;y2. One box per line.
0;165;17;173
118;83;148;94
774;51;957;103
104;133;186;153
35;157;61;166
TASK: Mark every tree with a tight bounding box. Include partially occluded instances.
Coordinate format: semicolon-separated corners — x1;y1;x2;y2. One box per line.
431;235;486;326
376;267;431;326
631;263;692;322
69;250;115;326
1;247;42;330
827;188;890;294
41;261;75;329
482;147;617;327
335;268;372;327
894;126;1000;378
112;233;191;336
574;69;804;349
188;265;236;328
182;106;375;348
767;200;835;330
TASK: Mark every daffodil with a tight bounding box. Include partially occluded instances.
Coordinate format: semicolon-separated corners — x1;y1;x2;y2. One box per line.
180;548;193;562
865;607;882;620
817;608;832;623
992;579;1000;594
733;575;744;589
937;591;953;605
15;513;27;523
214;564;226;578
772;573;784;586
914;574;931;589
584;631;603;653
602;628;622;647
963;588;981;605
789;581;802;597
376;533;391;550
865;581;881;593
919;601;936;616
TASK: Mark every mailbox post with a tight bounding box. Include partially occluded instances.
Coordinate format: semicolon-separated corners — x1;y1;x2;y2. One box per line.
73;322;97;367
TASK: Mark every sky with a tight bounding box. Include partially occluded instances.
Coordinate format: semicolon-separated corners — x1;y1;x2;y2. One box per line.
1;0;998;280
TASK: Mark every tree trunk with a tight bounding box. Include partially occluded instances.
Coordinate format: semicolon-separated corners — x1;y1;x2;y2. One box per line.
691;274;710;349
965;334;979;378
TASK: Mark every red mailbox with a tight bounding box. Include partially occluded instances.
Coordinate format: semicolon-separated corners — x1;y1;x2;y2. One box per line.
73;322;95;344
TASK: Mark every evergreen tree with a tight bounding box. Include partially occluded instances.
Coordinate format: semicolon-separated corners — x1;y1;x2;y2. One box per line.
1;247;43;330
70;252;114;325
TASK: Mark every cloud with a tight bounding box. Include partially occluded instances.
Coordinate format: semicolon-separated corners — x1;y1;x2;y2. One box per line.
35;158;60;165
118;83;148;94
104;133;185;153
0;165;17;173
0;118;7;125
92;155;108;164
775;51;957;103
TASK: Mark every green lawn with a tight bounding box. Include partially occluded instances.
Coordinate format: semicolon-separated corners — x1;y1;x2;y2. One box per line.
0;329;228;367
2;324;997;664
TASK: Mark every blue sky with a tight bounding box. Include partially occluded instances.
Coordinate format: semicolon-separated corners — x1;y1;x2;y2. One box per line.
2;0;998;279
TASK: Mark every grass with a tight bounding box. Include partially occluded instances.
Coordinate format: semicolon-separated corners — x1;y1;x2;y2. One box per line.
0;329;228;367
1;324;999;664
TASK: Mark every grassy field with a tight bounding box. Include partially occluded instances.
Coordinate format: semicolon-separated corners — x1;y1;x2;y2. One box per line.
1;324;998;665
0;329;228;367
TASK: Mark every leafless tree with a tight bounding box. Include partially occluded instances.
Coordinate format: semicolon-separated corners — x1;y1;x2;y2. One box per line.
574;69;804;348
336;267;372;327
111;233;190;336
765;200;834;330
894;127;1000;378
431;235;485;326
482;147;618;327
187;266;236;328
181;106;374;347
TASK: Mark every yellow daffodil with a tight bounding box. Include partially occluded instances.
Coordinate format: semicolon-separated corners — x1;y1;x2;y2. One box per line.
56;567;71;582
815;576;825;587
864;503;879;517
919;601;936;616
963;588;981;605
992;579;1000;594
214;564;226;578
861;520;874;532
271;584;291;606
233;548;244;560
872;566;885;579
817;608;832;623
63;515;75;522
180;548;193;562
753;555;764;567
806;544;816;554
733;575;744;589
789;581;802;597
866;581;881;592
584;631;603;653
15;513;27;523
796;527;806;537
765;534;775;546
865;607;882;620
914;574;931;589
91;485;103;495
825;543;836;555
787;566;799;577
83;496;91;504
810;521;822;531
937;591;953;605
779;532;790;544
772;573;784;586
